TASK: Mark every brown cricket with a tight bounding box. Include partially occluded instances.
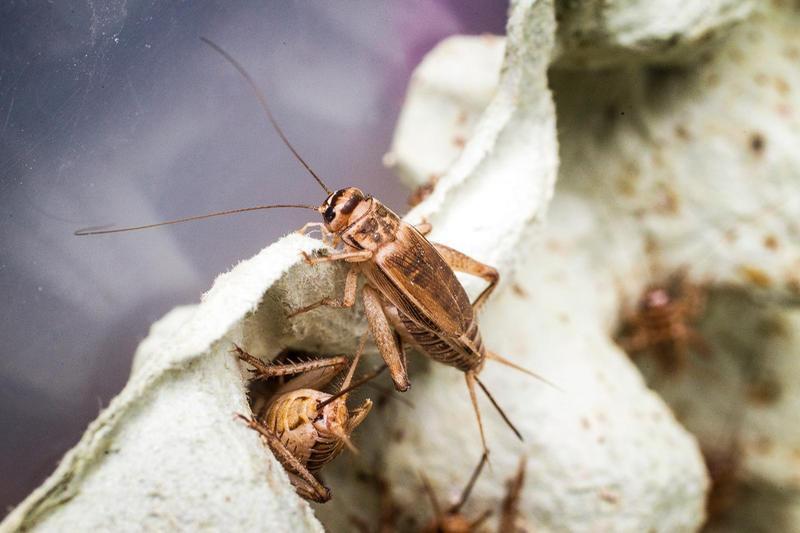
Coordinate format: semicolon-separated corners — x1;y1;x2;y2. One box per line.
419;454;493;533
498;457;528;533
75;37;555;454
420;454;528;533
235;340;383;503
616;271;710;374
352;455;528;533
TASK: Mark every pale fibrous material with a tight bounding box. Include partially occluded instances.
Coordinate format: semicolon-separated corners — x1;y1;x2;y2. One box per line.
4;0;799;532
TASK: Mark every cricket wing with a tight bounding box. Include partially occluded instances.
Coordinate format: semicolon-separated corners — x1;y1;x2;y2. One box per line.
274;366;342;396
369;224;473;336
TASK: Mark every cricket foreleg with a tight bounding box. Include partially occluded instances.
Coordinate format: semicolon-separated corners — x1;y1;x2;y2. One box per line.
431;244;498;312
362;285;410;392
415;219;432;236
301;249;373;265
237;415;331;503
297;222;334;245
288;266;360;318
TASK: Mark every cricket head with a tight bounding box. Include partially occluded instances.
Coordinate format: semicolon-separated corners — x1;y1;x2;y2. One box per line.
313;344;374;455
315;396;373;455
319;187;369;233
421;513;474;533
641;287;671;311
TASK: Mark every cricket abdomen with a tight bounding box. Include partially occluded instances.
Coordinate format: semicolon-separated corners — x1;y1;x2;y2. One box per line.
264;389;344;474
399;310;485;373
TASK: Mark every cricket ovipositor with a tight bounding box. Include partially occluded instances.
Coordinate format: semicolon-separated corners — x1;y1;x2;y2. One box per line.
75;37;558;454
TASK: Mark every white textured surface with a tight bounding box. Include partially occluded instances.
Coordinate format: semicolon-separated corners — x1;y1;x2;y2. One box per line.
366;1;800;531
355;2;707;530
1;235;327;532
399;0;560;288
387;35;506;188
4;0;799;532
555;0;756;67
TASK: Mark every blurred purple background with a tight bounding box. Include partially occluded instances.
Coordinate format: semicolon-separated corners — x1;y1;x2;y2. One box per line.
0;1;507;514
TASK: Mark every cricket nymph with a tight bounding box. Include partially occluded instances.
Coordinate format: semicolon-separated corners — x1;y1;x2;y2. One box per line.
616;272;709;374
236;345;377;503
264;388;368;474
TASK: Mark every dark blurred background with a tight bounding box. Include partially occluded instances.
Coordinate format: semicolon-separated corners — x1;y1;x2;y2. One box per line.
0;0;507;514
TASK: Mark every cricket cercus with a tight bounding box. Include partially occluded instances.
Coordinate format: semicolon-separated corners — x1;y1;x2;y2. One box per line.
75;38;556;454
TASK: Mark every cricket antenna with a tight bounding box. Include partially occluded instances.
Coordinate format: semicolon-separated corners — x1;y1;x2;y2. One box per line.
317;335;385;410
74;203;318;235
317;365;388;409
200;36;333;195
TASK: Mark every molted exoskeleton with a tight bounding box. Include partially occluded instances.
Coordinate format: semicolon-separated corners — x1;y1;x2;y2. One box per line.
236;345;376;503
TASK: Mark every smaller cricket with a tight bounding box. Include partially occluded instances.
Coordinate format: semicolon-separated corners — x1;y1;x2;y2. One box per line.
235;338;385;503
367;454;528;533
497;457;529;533
420;455;529;533
75;37;557;455
419;454;493;533
616;271;710;374
702;438;742;525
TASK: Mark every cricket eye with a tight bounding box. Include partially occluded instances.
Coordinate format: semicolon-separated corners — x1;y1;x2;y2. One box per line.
323;206;336;224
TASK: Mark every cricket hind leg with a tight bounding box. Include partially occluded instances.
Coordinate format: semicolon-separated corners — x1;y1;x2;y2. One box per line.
237;415;332;503
362;284;411;392
431;244;499;312
292;475;333;504
297;222;335;246
465;372;490;456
